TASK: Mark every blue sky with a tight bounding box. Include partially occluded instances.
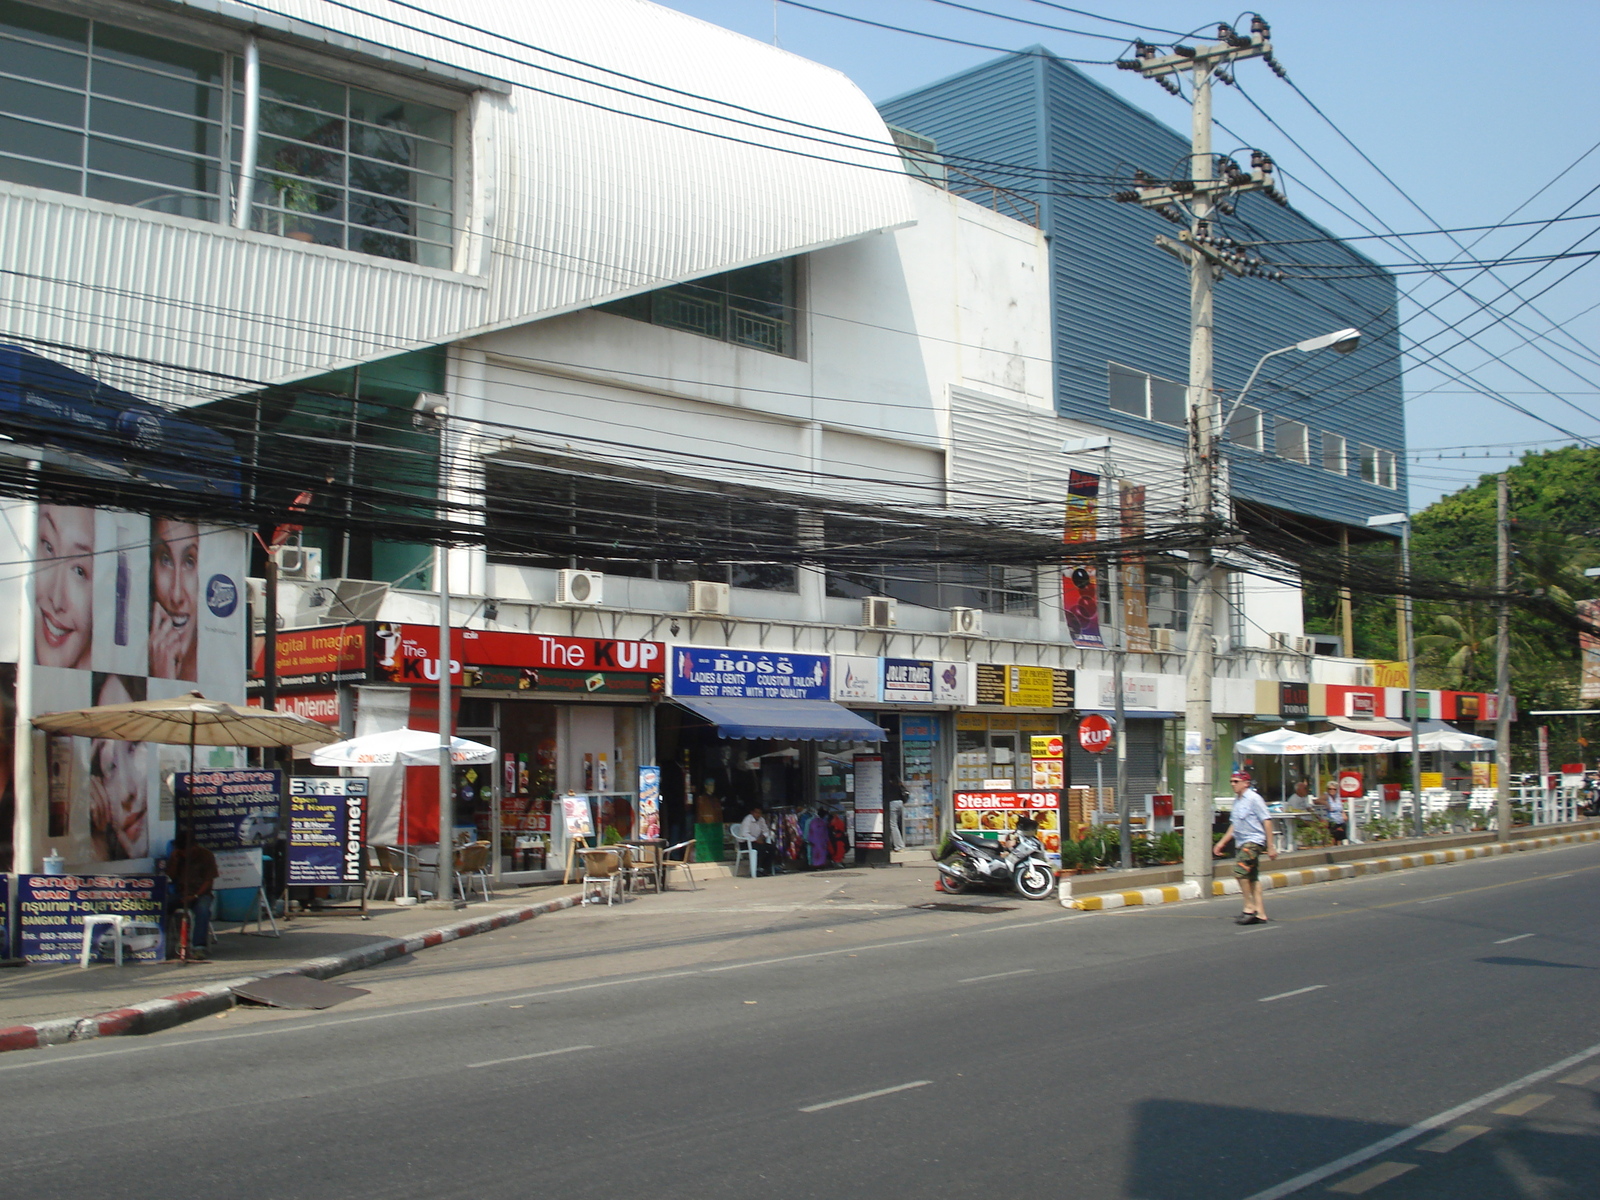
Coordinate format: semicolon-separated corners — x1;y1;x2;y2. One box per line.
654;1;1600;509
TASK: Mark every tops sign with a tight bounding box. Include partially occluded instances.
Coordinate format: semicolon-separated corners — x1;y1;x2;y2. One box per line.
671;648;829;700
375;624;664;687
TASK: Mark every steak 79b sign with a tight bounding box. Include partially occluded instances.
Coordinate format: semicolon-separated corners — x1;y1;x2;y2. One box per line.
374;624;663;686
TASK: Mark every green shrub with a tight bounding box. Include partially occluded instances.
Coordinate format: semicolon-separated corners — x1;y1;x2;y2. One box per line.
1056;838;1081;870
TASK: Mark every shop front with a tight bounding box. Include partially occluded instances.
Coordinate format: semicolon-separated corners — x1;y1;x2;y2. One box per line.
954;664;1074;856
662;647;888;867
363;624;665;880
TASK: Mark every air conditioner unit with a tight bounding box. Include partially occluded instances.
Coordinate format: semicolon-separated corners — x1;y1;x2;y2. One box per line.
1293;636;1315;655
949;606;983;635
556;569;604;605
1150;628;1176;652
1268;631;1292;651
272;545;322;581
687;580;730;615
1354;665;1375;686
862;596;898;628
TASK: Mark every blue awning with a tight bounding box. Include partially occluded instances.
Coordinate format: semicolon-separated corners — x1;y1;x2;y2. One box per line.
672;696;887;742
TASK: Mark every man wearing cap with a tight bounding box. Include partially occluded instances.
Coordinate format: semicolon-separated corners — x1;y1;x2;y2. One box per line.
1214;771;1276;924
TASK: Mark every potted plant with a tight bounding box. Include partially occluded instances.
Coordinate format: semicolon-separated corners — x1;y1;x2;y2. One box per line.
269;172;323;243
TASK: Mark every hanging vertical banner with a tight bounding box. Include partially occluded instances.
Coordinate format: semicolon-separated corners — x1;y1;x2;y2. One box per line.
1062;469;1104;648
1119;482;1150;652
1579;599;1600;701
638;766;661;840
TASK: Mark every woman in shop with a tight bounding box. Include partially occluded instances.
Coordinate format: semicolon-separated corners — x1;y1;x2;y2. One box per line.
149;518;200;681
35;504;95;671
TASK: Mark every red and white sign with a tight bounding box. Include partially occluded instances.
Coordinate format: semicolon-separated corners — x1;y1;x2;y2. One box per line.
278;691;340;725
374;624;664;686
953;790;1059;810
1078;714;1114;754
1338;770;1364;797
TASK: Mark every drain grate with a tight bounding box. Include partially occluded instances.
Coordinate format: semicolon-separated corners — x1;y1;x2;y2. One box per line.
914;901;1016;913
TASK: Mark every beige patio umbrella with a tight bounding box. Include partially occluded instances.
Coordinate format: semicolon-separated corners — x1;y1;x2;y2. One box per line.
33;691;339;756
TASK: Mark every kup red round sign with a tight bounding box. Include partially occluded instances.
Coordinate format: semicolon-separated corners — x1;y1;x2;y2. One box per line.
1078;715;1114;754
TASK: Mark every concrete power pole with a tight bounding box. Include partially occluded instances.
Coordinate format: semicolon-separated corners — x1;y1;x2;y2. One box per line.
1117;21;1279;889
1495;473;1512;842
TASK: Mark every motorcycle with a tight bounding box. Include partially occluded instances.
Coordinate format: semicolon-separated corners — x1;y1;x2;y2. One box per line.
934;827;1057;901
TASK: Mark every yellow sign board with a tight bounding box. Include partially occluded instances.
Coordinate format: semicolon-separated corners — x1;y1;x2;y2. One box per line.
1420;772;1444;790
1005;665;1054;707
1471;761;1497;788
1371;660;1410;688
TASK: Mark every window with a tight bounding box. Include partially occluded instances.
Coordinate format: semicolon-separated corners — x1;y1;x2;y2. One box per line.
1275;417;1309;464
1322;431;1347;475
888;125;946;185
823;516;1037;614
600;259;798;357
1359;444;1397;489
484;460;799;592
1106;363;1185;427
249;64;455;267
0;0;457;266
1226;403;1262;450
1145;564;1189;632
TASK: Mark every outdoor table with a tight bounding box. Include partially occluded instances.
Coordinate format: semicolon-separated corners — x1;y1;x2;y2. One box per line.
1267;809;1320;853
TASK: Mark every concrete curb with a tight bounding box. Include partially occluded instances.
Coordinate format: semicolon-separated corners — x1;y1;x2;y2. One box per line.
0;892;584;1055
1063;829;1600;911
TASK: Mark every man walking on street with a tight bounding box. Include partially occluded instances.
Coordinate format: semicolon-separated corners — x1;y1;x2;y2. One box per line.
1214;771;1276;924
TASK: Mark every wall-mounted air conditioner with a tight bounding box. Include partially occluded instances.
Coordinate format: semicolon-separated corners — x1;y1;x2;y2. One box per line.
687;580;730;615
949;606;983;635
862;596;897;628
1293;636;1315;655
1354;665;1375;686
272;545;322;581
1150;628;1176;652
1268;631;1292;651
556;569;604;605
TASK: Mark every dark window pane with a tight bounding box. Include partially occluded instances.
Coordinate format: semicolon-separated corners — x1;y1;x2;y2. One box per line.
260;135;344;184
826;571;879;600
93;24;220;84
0;35;85;87
85;172;216;219
258;65;343;116
259;101;344;149
349;91;452;142
88;136;214;193
90;61;222;120
1149;376;1186;426
90;98;218;158
0;110;80;165
0;150;77;192
731;562;797;592
0;1;86;52
351;227;413;261
1108;364;1145;417
350;123;422;168
0;73;82;125
653;284;724;339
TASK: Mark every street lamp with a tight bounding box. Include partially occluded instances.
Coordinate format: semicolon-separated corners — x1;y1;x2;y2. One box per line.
1367;510;1424;838
1181;327;1365;888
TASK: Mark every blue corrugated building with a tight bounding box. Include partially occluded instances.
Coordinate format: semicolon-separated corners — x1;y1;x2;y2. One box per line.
880;47;1405;535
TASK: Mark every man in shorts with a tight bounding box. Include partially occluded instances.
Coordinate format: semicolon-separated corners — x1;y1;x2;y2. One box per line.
1214;771;1276;924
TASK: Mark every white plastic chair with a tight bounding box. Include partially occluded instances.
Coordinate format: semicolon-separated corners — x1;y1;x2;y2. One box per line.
79;914;162;967
731;833;760;878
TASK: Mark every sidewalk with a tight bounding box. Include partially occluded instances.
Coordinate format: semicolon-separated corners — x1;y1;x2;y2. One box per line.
0;852;943;1052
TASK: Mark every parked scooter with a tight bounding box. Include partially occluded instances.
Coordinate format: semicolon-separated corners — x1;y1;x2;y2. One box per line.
934;821;1056;901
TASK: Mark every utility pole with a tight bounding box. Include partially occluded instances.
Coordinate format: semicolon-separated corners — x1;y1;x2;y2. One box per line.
1494;473;1512;842
1117;21;1278;889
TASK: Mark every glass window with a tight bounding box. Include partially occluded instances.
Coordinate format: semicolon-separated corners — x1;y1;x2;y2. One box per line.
1275;417;1309;464
1359;443;1378;484
0;1;457;263
1145;564;1189;632
1377;449;1397;489
599;259;798;357
1322;431;1347;475
1148;376;1186;426
1108;363;1147;417
1226;403;1262;450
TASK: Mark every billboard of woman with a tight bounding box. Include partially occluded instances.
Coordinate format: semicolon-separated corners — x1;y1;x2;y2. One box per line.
149;517;199;681
34;504;95;670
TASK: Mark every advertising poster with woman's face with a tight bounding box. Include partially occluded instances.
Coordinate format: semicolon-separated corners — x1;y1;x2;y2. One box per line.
22;503;247;871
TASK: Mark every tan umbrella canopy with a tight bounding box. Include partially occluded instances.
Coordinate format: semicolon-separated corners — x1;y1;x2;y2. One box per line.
32;691;339;751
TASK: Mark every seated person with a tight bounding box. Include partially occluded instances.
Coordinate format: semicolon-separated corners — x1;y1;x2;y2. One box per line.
1286;779;1315;810
732;807;777;876
165;828;219;959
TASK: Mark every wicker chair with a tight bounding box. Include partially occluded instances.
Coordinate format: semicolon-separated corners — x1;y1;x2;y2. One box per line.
579;848;625;906
661;839;697;891
452;841;494;903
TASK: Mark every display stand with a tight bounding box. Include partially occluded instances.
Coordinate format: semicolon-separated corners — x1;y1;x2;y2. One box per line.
558;794;597;884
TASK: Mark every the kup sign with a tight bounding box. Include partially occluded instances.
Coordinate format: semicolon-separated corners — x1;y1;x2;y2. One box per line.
1078;714;1114;754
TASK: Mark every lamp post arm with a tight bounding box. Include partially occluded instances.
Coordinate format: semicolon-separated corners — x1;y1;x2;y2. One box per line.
1220;344;1294;436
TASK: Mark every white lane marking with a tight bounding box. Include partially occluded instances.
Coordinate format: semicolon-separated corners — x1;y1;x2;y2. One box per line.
468;1044;594;1070
959;968;1036;984
1545;873;1573;881
1239;1037;1600;1200
1416;896;1453;904
1235;923;1284;935
1258;984;1326;1003
1495;933;1536;944
704;936;934;973
799;1080;931;1113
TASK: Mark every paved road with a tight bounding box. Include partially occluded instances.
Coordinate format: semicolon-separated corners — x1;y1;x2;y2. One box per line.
3;843;1597;1200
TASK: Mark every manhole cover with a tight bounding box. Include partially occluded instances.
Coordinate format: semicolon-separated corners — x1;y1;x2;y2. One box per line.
913;902;1016;913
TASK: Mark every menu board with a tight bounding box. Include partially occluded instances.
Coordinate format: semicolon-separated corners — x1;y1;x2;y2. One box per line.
287;777;367;886
975;664;1006;706
853;756;884;848
952;790;1062;861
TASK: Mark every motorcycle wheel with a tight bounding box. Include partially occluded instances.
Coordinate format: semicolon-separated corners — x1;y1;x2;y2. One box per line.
939;871;970;895
1013;861;1056;901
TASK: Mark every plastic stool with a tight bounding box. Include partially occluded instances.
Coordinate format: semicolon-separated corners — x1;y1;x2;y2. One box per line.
79;915;162;967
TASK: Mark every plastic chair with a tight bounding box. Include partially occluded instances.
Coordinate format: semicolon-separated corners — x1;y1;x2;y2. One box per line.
579;848;625;906
452;841;494;903
731;833;760;878
79;914;162;967
662;839;697;891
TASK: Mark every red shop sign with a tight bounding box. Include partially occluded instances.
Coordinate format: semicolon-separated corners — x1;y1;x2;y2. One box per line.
1078;714;1114;754
953;791;1060;810
374;624;664;686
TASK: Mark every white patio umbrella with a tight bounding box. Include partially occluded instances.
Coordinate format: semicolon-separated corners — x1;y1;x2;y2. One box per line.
1314;729;1398;754
309;729;496;902
1389;729;1496;753
1236;727;1326;755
